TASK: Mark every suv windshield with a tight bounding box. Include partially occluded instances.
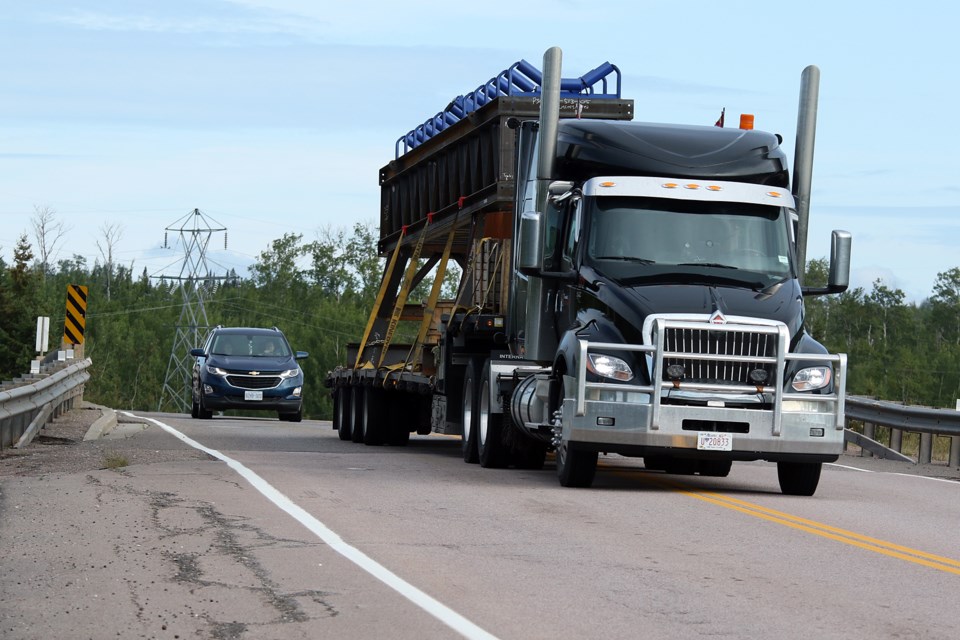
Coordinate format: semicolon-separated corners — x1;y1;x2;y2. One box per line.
583;196;794;287
210;333;291;357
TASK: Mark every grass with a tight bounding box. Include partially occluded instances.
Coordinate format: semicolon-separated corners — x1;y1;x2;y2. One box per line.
101;451;129;470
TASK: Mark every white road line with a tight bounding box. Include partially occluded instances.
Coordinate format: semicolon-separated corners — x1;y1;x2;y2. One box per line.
826;463;875;472
828;462;959;483
126;413;498;640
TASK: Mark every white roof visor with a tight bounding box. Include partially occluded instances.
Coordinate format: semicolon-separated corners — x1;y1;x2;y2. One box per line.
582;176;796;208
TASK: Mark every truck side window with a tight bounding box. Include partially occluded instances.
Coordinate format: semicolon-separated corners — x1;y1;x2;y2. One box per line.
562;198;582;270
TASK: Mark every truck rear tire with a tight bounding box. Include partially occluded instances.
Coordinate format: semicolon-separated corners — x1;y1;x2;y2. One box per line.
386;394;411;446
351;386;365;443
478;361;509;468
362;387;386;446
557;440;598;488
461;360;480;463
777;461;822;496
336;387;352;440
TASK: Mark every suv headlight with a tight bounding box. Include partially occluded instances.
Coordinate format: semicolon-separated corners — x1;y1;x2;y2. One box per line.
586;353;634;382
279;368;300;379
792;366;831;391
206;365;228;376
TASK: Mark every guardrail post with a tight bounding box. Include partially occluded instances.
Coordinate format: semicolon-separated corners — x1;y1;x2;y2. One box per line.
890;428;903;453
950;437;960;468
918;433;933;465
861;422;875;457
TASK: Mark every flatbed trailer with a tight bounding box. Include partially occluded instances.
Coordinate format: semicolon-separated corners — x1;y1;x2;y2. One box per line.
327;59;632;443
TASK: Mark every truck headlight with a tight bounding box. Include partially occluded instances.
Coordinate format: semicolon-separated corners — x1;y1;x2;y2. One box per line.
792;366;831;391
587;354;634;381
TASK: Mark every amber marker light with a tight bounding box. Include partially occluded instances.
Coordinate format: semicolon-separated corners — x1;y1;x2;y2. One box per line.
740;114;755;130
706;185;723;191
661;182;679;189
599;181;616;187
684;183;700;190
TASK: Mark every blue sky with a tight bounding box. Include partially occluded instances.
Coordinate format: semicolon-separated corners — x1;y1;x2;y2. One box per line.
1;1;958;303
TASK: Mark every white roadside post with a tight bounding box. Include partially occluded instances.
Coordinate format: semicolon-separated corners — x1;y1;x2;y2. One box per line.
32;316;50;374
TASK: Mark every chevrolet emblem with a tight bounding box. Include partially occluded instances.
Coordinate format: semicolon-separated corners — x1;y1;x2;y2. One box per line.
248;371;261;375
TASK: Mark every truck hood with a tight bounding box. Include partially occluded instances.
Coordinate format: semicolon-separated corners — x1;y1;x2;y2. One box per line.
580;267;805;343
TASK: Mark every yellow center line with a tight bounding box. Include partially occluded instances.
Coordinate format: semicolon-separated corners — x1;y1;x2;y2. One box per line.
613;468;960;576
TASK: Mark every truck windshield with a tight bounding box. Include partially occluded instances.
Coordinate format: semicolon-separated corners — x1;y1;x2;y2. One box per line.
583;196;793;287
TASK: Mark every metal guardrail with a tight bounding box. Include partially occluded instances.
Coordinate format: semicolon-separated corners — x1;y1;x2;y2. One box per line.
0;358;91;449
845;396;960;467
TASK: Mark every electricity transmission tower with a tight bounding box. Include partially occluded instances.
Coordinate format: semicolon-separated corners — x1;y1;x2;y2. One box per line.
157;209;228;413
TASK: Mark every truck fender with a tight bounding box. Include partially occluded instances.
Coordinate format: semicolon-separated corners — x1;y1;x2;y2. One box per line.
554;314;634;387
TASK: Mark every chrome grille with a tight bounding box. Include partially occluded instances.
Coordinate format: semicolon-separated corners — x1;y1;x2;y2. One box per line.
226;375;282;390
663;327;777;385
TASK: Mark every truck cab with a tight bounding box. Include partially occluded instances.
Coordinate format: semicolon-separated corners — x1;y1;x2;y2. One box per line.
512;115;850;493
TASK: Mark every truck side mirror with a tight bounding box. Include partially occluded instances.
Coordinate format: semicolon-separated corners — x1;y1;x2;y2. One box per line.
518;211;543;276
802;230;852;296
827;230;851;291
517;210;578;282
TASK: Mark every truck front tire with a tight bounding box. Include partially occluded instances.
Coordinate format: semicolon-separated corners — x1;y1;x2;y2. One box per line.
777;461;822;496
556;440;598;487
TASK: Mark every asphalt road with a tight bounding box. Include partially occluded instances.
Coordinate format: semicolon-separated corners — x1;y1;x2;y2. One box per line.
2;412;959;640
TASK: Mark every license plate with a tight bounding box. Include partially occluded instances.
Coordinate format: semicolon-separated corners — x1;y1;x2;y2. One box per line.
244;390;263;401
697;432;732;451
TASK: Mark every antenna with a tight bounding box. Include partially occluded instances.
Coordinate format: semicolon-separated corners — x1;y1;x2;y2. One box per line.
156;208;228;413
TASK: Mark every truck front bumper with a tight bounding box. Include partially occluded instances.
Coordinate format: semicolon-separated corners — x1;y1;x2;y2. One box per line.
562;396;843;461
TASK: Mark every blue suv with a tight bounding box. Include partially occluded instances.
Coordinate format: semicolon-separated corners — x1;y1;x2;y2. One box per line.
190;326;308;421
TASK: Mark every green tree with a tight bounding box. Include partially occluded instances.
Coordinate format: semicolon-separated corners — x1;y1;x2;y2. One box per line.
0;235;40;377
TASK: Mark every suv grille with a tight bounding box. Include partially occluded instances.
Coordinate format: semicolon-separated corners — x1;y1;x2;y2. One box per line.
663;327;776;385
227;374;282;390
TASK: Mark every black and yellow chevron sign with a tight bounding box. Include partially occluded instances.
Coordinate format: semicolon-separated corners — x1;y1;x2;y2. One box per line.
63;284;88;345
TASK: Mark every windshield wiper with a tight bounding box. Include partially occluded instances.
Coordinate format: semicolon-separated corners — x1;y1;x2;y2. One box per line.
593;256;656;264
676;262;739;270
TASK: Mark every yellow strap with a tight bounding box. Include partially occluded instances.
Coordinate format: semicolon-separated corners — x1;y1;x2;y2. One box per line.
354;227;407;369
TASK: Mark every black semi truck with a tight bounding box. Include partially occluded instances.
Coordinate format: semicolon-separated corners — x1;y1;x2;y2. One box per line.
326;47;851;496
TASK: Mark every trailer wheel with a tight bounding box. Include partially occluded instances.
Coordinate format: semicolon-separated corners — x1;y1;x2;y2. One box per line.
556;439;598;488
777;461;822;496
386;394;411;446
351;386;365;443
387;422;410;446
335;387;352;440
461;360;479;463
362;387;386;446
478;361;509;468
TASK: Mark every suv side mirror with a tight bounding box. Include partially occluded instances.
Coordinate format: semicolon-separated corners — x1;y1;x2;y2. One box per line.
190;348;205;357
